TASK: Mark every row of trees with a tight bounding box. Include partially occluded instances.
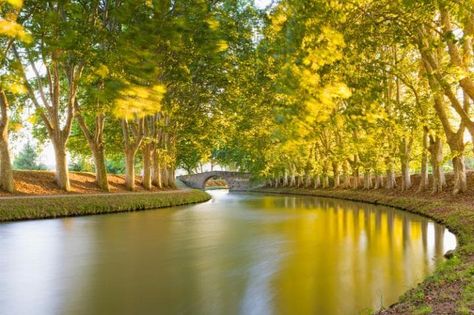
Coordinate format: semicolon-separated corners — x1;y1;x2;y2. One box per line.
4;0;474;196
215;0;474;195
0;0;260;192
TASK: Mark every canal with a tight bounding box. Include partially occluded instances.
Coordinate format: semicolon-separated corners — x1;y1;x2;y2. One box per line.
0;190;456;315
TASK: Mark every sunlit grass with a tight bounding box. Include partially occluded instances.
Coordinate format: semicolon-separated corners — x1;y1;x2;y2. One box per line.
0;190;211;222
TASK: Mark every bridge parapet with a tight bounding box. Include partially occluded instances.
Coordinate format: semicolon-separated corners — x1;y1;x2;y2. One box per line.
177;171;252;191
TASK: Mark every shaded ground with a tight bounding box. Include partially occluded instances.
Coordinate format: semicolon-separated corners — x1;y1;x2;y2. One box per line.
0;170;174;196
257;175;474;314
363;170;474;205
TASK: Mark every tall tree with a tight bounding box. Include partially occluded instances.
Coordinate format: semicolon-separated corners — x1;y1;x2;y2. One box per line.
0;0;30;192
14;0;96;190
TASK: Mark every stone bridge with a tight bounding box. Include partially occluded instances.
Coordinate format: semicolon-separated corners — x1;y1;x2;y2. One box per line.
177;171;252;191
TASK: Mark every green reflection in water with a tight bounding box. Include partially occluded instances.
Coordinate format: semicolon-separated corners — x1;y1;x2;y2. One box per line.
0;191;456;315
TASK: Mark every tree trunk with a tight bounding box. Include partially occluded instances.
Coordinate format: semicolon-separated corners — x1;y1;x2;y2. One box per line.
322;162;329;188
167;165;176;188
125;150;136;191
142;145;152;190
452;155;467;195
400;138;412;191
91;145;109;192
52;139;70;191
296;175;303;187
342;161;351;188
282;169;289;187
121;119;144;192
0;91;14;193
289;168;296;187
385;157;396;189
152;150;162;189
161;166;169;188
322;174;329;189
374;175;380;189
332;161;340;188
445;129;467;195
401;162;411;191
352;168;360;189
429;136;444;194
385;169;396;190
313;175;321;189
75;112;109;192
305;173;312;188
418;128;429;192
363;170;372;190
0;136;14;193
374;174;384;189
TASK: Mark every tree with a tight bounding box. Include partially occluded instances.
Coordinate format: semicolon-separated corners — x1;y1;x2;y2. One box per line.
0;0;30;192
13;142;46;170
14;0;96;191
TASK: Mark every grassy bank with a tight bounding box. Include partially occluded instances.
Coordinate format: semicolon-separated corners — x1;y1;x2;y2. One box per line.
0;190;211;222
255;187;474;314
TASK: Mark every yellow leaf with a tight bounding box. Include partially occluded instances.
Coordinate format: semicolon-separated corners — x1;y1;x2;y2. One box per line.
94;65;109;79
113;83;167;120
5;0;23;8
216;40;228;52
206;18;220;31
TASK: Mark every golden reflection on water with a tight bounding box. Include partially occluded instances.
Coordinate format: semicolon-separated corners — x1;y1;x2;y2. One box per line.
0;191;456;315
258;195;455;314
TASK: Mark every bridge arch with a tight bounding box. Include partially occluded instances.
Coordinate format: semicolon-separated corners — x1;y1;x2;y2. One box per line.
202;174;229;189
177;171;251;191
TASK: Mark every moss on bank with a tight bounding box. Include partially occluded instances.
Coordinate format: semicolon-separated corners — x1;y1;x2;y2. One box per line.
254;187;474;314
0;190;211;222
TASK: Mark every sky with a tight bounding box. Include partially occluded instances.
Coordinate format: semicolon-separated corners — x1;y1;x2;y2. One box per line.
255;0;274;9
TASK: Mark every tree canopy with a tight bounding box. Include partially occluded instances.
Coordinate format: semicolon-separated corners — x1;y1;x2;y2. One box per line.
0;0;474;195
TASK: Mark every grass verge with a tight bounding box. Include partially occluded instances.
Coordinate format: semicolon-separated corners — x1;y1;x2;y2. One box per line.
254;187;474;314
0;190;211;223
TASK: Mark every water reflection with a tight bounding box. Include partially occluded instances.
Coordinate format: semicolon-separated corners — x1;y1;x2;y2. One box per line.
254;194;457;314
0;191;456;315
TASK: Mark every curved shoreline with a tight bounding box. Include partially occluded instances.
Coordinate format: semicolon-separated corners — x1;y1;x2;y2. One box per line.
252;187;474;314
0;189;211;223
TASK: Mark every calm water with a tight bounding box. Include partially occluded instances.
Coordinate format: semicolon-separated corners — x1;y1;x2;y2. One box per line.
0;190;456;315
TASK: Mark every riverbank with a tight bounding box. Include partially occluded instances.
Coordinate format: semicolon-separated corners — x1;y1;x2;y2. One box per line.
254;187;474;314
0;189;211;222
